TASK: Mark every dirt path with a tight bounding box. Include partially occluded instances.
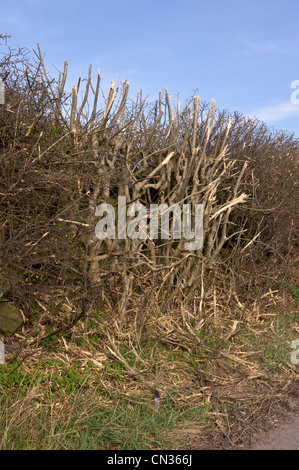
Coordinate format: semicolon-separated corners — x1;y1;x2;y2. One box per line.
250;414;299;450
173;380;299;450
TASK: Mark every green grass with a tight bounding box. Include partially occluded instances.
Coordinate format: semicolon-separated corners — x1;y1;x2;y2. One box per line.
232;310;299;373
262;312;299;371
290;281;299;308
0;298;298;450
0;358;209;450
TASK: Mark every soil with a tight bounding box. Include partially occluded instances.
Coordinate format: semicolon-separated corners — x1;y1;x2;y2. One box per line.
240;380;299;450
170;378;299;450
250;414;299;450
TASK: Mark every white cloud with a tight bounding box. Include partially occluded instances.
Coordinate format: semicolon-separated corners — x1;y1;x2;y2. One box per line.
239;35;284;55
248;100;299;123
246;41;282;53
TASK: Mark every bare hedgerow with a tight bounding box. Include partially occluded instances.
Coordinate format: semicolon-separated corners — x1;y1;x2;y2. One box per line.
208;110;299;300
226;112;298;263
0;37;298;340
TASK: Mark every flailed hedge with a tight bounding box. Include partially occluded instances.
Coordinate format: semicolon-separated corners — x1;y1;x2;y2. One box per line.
0;37;298;333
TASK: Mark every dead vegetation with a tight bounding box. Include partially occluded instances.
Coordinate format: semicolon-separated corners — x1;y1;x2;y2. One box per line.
0;35;298;449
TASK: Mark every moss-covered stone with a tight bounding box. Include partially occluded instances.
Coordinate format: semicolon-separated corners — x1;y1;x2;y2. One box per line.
0;303;23;336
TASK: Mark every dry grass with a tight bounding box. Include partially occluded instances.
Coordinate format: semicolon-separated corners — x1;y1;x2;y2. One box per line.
1;261;298;449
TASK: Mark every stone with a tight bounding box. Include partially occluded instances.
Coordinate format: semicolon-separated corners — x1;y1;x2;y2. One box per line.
0;303;23;336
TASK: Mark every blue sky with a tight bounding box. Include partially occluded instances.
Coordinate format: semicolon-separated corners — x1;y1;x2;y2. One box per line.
1;0;299;136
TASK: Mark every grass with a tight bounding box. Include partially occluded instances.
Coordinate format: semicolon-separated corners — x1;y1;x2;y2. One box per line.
232;310;299;373
0;281;298;450
290;281;299;308
0;358;210;450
